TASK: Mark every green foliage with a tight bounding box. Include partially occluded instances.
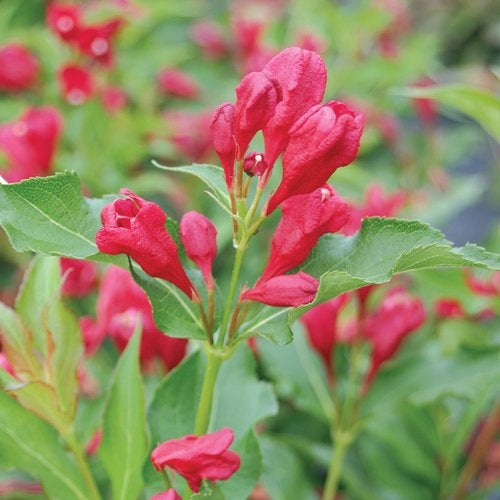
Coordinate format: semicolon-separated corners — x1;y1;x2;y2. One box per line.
99;326;148;500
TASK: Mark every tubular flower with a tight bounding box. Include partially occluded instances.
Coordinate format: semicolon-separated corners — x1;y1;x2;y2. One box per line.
46;2;82;42
301;294;350;369
234;71;278;158
242;272;318;307
210;103;236;187
150;490;182;500
262;47;327;168
0;106;62;182
157;68;201;99
189;21;228;59
363;288;426;387
150;428;240;493
259;185;349;282
58;64;94;105
180;211;218;289
266;100;363;214
434;298;466;319
60;258;98;297
96;266;187;371
0;44;39;93
95;189;196;298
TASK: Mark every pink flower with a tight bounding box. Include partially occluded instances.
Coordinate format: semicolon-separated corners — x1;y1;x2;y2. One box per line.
95;189;196;298
0;106;62;182
46;2;82;42
60;258;98;297
242;272;318;307
150;490;181;500
157;68;201;99
262;47;327;168
58;64;94;105
434;298;466;319
210;103;236;187
79;316;105;356
0;44;39;92
189;21;228;59
96;266;187;371
180;211;217;290
150;428;240;493
465;270;500;297
260;185;349;282
101;85;127;113
266;100;363;213
363;288;426;386
301;294;350;368
297;32;327;53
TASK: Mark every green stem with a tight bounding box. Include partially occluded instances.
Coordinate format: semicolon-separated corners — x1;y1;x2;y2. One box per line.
216;243;246;348
245;187;264;225
65;433;101;500
322;432;351;500
194;347;224;435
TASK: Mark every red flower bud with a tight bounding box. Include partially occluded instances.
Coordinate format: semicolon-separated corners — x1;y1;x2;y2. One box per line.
75;19;122;66
101;85;127;113
434;298;466;319
46;2;82;42
95;190;196;298
58;64;94;105
242;272;318;307
0;106;62;182
262;47;327;168
150;428;240;493
363;288;426;387
157;68;200;99
301;294;349;369
0;44;39;93
234;71;278;157
260;185;349;282
60;258;98;297
150;490;181;500
210;103;236;187
243;151;267;177
180;211;217;289
266;100;363;214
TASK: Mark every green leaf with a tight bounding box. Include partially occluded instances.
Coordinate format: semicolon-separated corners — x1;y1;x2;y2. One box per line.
0;172;100;258
99;325;148;500
154;162;230;208
0;392;89;500
238;306;293;345
291;217;500;322
191;481;225;499
131;266;206;340
392;84;500;140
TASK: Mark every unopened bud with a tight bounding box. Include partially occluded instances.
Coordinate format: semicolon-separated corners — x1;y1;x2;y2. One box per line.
243;152;268;177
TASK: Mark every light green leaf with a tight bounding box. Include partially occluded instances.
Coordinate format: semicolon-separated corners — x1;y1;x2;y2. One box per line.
291;217;500;322
0;392;89;500
99;325;148;500
153;162;230;208
0;172;100;258
392;84;500;140
238;306;293;345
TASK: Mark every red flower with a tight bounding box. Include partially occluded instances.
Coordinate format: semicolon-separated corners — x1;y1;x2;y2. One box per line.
101;85;127;113
210;103;236;187
157;68;201;99
301;294;349;368
260;185;349;283
243;151;268;177
79;316;105;356
262;47;327;168
150;490;181;500
434;298;466;319
363;288;426;386
242;272;318;307
58;64;94;105
0;44;39;92
166;109;213;162
0;106;62;182
465;270;500;297
74;18;122;66
96;266;187;371
60;258;98;297
85;429;103;456
46;2;82;42
297;32;327;53
150;428;240;493
266;100;363;214
234;71;279;158
412;77;438;126
180;211;217;290
189;21;228;59
95;189;196;298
